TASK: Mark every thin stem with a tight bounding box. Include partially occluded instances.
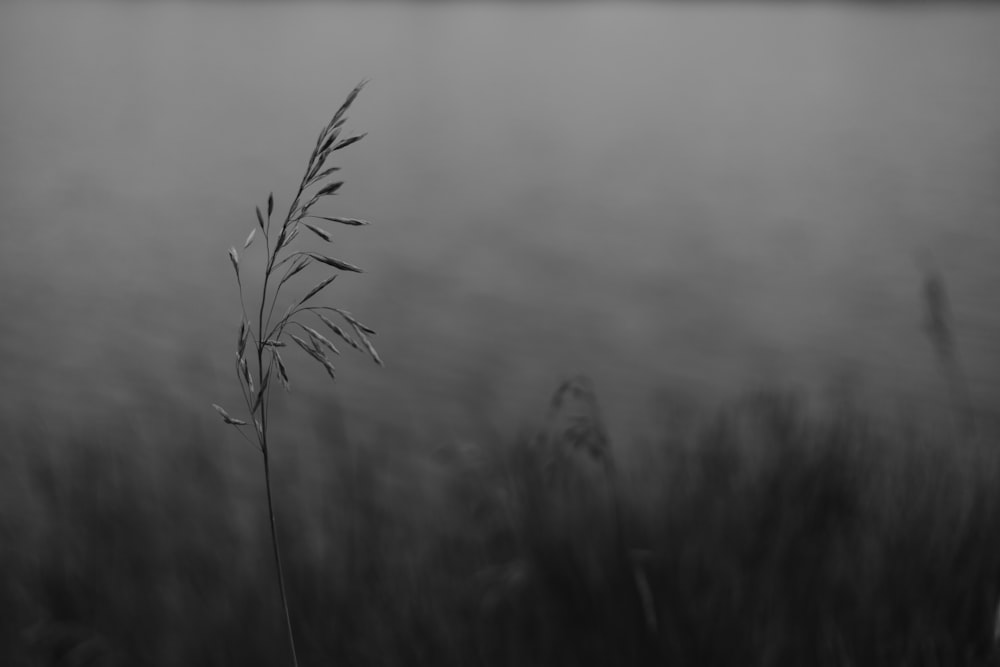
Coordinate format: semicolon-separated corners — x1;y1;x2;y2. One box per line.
260;172;311;335
236;277;260;353
233;424;262;453
235;356;259;448
265;302;315;345
264;206;272;255
273;250;313;272
266;304;359;344
257;202;301;666
265;260;300;333
221;86;370;667
262;444;300;667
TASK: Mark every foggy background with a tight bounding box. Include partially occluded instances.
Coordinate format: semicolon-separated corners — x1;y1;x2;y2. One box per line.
4;2;1000;665
1;2;998;442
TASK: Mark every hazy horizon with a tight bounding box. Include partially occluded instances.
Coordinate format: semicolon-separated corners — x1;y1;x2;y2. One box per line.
1;1;998;438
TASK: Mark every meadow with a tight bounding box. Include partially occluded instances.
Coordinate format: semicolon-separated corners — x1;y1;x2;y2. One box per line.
2;2;1000;665
3;377;999;666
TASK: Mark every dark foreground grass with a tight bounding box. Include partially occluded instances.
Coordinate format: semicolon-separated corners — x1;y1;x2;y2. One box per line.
2;388;999;667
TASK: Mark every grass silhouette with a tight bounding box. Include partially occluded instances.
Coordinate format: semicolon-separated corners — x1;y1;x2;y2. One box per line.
212;80;381;667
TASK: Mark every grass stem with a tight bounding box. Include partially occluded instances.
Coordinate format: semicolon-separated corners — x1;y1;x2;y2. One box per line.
214;80;378;667
263;445;300;667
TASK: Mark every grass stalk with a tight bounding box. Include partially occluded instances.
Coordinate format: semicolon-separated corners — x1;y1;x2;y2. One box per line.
263;444;300;667
921;266;976;437
213;80;382;667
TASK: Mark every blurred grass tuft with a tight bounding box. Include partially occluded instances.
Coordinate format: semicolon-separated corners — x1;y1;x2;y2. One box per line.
3;384;1000;666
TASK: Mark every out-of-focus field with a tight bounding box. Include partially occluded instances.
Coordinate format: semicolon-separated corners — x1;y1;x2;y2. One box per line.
1;2;1000;664
0;2;998;431
3;389;1000;665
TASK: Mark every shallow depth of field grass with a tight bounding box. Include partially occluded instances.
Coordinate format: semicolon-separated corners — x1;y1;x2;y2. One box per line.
2;382;999;667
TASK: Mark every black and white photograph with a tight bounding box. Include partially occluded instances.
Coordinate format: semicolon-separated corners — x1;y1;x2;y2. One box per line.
1;0;999;664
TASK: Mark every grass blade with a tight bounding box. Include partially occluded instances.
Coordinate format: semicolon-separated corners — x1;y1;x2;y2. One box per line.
240;356;254;394
316;181;344;197
212;403;247;426
237;320;248;358
302;325;340;356
308;253;363;274
317;313;361;351
349;320;383;367
303;223;332;243
250;371;270;416
334;309;376;335
307;216;369;227
290;334;324;362
330;79;368;129
278;256;312;288
290;334;337;380
333;133;366;152
307;166;341;187
297;275;337;308
275;351;290;391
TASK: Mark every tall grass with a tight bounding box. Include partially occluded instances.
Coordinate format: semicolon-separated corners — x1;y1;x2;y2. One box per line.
4;382;998;666
5;81;997;667
921;264;976;438
212;80;382;667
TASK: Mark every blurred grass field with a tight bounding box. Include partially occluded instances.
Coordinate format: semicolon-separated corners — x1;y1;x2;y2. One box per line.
2;3;1000;665
3;379;999;666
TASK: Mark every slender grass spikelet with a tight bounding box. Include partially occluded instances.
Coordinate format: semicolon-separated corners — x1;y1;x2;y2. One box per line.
211;80;379;667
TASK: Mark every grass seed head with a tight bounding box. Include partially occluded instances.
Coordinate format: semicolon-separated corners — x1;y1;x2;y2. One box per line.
303;223;332;242
308;216;369;227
